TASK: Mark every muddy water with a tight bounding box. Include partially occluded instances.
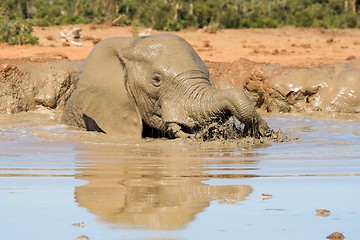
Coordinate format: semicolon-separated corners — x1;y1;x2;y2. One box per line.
1;109;359;240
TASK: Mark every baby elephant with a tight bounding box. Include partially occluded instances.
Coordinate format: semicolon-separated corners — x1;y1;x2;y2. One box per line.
62;34;271;139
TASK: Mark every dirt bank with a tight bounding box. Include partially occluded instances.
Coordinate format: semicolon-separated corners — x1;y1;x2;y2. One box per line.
1;57;359;118
0;58;79;113
208;58;360;116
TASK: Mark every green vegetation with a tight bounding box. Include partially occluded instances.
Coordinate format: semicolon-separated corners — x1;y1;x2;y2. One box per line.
0;16;39;45
1;0;360;44
0;1;39;45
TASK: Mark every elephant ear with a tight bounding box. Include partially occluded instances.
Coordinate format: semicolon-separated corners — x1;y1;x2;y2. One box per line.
71;37;142;137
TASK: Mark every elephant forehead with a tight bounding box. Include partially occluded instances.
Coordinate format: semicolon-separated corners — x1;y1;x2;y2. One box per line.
133;34;209;75
134;35;187;54
145;40;195;58
147;34;190;50
159;53;208;77
151;44;208;74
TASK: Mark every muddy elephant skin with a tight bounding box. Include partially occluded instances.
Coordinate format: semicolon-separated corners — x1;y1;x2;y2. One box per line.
62;34;270;138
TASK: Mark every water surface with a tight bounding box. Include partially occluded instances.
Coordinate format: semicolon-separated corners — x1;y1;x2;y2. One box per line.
1;110;359;240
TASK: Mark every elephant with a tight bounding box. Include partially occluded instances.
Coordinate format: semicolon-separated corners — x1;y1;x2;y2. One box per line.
62;34;271;139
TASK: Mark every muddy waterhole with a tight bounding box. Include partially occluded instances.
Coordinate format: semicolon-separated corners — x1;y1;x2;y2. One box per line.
1;109;359;240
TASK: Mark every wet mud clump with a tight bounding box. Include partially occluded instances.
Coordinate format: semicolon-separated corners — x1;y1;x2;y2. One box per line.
315;209;331;217
0;58;79;113
194;120;288;143
327;232;345;240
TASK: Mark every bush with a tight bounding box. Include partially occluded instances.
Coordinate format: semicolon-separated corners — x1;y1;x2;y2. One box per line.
0;17;39;45
343;12;359;28
2;0;360;33
294;10;314;27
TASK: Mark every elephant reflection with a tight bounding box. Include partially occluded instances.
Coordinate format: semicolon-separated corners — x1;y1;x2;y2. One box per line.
74;141;254;230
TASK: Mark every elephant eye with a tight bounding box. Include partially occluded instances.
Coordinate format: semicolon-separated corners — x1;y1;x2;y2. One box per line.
151;73;163;87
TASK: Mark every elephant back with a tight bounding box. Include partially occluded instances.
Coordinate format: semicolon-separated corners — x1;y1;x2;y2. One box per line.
62;37;143;137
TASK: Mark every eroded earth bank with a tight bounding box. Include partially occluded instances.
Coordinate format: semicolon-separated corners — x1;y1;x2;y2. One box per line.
1;57;359;119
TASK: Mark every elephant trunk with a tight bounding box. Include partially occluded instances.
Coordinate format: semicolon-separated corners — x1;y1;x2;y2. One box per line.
214;88;271;137
161;71;216;129
161;73;271;137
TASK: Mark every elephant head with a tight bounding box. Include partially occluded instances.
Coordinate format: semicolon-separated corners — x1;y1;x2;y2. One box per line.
62;34;271;138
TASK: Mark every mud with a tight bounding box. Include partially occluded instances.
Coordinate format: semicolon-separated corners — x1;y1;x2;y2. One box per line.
1;58;359;119
0;58;79;113
194;119;289;143
207;58;360;116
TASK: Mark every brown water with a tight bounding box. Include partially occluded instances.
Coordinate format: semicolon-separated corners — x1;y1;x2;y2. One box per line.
1;109;359;240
